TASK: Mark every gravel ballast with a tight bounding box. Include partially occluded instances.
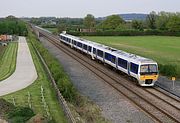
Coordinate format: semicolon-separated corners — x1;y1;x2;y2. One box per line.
40;37;154;123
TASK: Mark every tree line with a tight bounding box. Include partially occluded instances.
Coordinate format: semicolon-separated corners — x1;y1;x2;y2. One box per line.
29;11;180;36
82;11;180;34
0;16;28;36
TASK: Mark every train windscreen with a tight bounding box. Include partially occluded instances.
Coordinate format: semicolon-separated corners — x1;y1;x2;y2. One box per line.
140;64;158;75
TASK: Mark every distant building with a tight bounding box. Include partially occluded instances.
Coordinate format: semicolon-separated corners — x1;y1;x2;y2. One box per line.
79;28;96;32
0;35;13;46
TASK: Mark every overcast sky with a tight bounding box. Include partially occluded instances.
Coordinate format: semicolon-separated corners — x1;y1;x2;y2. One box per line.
0;0;180;18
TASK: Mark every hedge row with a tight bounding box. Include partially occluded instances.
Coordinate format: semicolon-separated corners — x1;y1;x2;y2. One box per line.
158;64;178;77
68;30;180;36
28;31;77;103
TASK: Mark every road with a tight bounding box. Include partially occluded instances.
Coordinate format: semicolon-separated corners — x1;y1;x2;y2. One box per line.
0;37;37;96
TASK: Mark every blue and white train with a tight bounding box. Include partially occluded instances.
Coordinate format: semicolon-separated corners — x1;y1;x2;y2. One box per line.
60;31;159;86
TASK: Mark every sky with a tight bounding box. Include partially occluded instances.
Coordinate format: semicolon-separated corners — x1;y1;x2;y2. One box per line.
0;0;180;18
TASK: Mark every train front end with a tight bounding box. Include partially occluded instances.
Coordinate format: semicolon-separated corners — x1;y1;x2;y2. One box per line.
138;63;159;86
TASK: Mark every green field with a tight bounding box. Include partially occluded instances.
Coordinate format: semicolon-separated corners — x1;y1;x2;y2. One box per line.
0;45;7;59
82;36;180;77
0;43;18;81
2;38;67;122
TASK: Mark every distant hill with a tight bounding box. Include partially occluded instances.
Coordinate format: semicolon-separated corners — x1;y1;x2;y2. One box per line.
119;13;148;21
97;13;148;21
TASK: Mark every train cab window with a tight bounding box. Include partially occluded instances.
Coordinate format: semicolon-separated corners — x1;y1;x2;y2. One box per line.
93;48;96;54
88;46;92;52
140;64;158;75
118;58;127;69
97;50;103;58
83;44;88;50
130;63;139;74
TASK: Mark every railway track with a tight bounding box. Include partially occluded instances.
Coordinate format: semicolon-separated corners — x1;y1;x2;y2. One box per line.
35;28;180;123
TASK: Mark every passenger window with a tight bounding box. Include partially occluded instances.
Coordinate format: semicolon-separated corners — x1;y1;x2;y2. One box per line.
97;50;103;57
130;63;139;74
88;46;92;52
118;58;127;69
111;55;116;64
83;45;87;50
93;48;96;54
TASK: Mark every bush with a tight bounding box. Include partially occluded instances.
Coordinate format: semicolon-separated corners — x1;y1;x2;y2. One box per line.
159;64;177;77
28;31;78;103
7;107;35;123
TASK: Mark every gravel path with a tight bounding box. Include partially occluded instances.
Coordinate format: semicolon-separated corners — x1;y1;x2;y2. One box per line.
0;37;38;96
40;37;154;123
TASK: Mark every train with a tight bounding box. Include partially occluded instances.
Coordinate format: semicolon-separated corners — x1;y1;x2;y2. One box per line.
59;31;159;86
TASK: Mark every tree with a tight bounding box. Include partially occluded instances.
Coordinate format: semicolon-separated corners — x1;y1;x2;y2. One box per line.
167;15;180;32
156;11;170;30
132;20;144;30
83;14;95;31
57;23;67;33
0;17;27;36
99;15;124;30
146;11;157;29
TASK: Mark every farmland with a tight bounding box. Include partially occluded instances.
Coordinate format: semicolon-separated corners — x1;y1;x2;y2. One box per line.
82;36;180;77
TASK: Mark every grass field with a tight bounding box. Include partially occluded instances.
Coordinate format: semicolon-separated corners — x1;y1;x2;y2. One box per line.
0;43;18;81
2;38;67;122
82;36;180;77
0;45;7;60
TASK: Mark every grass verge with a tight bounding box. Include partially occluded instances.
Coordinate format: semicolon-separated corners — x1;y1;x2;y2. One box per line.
0;42;18;81
2;34;67;123
31;31;109;122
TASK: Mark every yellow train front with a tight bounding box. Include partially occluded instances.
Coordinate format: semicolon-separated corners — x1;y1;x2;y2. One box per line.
137;63;159;86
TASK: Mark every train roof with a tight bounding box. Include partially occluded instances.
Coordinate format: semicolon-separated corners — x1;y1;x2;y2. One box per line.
60;33;156;64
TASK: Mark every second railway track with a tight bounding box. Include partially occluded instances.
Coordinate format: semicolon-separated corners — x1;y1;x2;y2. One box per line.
35;28;180;123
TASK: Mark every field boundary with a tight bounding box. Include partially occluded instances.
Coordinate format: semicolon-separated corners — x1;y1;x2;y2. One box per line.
30;36;76;123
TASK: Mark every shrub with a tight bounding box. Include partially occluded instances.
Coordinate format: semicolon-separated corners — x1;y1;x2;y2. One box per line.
159;64;177;77
29;31;78;103
6;107;35;123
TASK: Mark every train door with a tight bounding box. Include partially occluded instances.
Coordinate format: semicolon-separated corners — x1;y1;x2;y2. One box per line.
70;39;73;48
128;62;131;75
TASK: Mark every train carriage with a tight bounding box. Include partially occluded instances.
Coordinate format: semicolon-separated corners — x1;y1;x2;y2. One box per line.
59;32;158;86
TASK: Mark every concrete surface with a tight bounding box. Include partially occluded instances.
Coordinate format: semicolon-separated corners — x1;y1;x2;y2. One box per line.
0;37;37;96
156;76;180;97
